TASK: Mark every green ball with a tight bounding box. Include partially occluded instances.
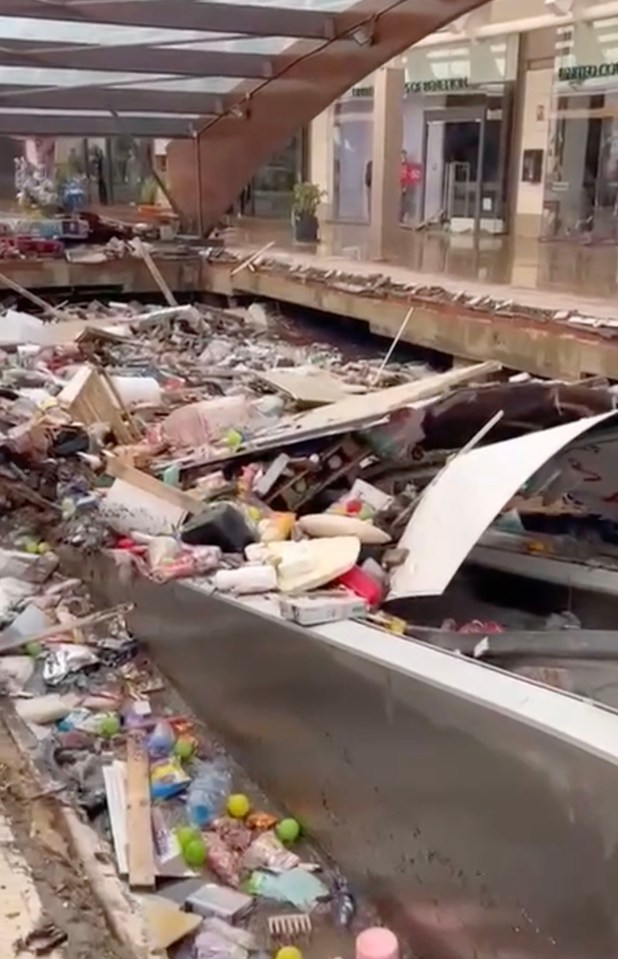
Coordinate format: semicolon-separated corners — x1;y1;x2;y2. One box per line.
98;714;121;738
24;641;43;658
176;826;199;850
183;836;206;868
173;737;194;761
275;818;300;843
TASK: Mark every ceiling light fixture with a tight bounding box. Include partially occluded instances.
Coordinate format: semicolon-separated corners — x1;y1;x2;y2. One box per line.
229;101;251;119
349;23;375;47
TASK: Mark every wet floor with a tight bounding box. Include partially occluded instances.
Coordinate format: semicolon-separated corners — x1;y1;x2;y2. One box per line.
226;217;618;301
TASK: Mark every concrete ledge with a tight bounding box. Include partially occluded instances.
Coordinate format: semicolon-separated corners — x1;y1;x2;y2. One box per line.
79;552;618;959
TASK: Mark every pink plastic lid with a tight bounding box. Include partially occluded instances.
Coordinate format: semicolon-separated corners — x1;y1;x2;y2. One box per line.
355;927;400;959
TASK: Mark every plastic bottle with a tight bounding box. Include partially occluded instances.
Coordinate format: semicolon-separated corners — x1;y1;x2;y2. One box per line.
186;758;232;828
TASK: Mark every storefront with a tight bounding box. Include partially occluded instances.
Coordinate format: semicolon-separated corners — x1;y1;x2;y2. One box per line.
543;18;618;241
52;136;155;205
333;35;518;232
238;132;308;219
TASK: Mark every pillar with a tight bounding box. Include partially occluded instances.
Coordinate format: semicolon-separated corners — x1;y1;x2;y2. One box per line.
369;66;404;261
309;106;335;220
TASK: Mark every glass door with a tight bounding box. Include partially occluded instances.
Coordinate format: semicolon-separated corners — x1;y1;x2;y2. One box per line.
421;106;486;230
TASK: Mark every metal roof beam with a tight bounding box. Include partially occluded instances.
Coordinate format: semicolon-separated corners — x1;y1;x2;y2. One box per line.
0;38;275;78
0;0;336;40
0;84;224;115
0;112;193;135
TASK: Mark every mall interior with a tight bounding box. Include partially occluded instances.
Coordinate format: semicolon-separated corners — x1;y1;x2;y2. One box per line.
13;0;618;295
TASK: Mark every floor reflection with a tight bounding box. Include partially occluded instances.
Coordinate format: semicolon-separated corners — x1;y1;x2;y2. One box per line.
227;217;618;300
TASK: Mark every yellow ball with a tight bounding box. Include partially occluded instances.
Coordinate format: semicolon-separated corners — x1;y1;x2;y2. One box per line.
226;793;250;818
276;948;303;959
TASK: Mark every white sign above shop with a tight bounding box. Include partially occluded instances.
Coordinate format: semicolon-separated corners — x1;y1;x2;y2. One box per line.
347;34;518;100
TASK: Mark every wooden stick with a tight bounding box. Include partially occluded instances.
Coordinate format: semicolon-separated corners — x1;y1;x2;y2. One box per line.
229;240;275;277
0;603;133;652
372;306;415;386
0;270;71;320
126;732;155;889
132;237;178;307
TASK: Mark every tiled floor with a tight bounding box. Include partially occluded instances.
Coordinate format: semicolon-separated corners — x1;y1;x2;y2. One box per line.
225;217;618;313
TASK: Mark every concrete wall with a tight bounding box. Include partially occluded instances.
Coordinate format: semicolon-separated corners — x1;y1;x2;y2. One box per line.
80;556;618;959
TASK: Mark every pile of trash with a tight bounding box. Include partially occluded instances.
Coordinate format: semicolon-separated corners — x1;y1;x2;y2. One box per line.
4;285;618;954
0;550;371;958
0;291;616;628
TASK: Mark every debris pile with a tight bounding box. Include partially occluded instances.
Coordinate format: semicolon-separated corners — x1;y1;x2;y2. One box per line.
0;292;617;625
3;287;618;955
0;536;392;958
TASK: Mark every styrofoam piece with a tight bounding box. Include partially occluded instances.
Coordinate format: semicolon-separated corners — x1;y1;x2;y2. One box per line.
279;593;367;627
103;761;128;875
267;537;361;594
101;479;186;536
111;376;162;408
0;580;38;626
214;566;277;595
16;693;78;726
299;514;391;544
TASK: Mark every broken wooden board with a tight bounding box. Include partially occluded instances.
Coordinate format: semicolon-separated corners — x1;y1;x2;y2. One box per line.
258;369;365;407
277;361;502;437
105;457;204;515
179;361;503;472
126;732;155;889
58;365;133;444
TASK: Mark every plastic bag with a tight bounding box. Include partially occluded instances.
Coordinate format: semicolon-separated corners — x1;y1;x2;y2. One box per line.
242;830;299;872
205;832;242;888
186;758;232;828
194;918;254;959
42;644;99;685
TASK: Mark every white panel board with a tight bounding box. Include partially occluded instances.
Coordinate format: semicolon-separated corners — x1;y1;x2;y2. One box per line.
389;410;618;599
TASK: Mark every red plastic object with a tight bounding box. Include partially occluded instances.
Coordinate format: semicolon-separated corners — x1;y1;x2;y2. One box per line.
335;566;383;606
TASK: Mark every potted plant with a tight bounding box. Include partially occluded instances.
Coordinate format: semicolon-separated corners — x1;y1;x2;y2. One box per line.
292;181;323;243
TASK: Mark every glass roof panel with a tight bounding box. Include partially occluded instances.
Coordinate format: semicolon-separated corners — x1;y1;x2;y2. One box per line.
0;18;304;58
0;16;208;44
193;0;356;9
166;36;296;53
0;107;199;118
0;66;242;92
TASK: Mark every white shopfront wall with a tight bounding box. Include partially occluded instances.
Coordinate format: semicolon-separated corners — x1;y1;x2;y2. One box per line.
333;35;519;230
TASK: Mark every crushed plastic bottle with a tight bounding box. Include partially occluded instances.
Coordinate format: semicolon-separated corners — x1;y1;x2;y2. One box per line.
186;757;232;828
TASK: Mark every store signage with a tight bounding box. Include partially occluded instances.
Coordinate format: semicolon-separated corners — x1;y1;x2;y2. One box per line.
351;77;469;97
558;62;618;82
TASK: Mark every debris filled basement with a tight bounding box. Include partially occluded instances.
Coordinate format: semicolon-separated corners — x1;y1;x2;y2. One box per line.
0;289;617;959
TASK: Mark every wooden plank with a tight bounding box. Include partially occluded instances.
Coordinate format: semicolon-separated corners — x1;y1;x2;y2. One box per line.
126;732;155;889
105;456;204;514
58;365;134;444
0;269;72;320
275;361;502;438
131;238;178;307
258;369;363;406
0;603;132;652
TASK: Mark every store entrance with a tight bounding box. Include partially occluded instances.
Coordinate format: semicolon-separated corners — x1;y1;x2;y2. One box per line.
420;103;504;232
544;94;618;241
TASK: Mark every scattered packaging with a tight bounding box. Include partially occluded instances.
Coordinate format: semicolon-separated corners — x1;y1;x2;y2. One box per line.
243;831;299;872
279;592;367;627
150;757;191;800
42;644;99;685
185;883;253;921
